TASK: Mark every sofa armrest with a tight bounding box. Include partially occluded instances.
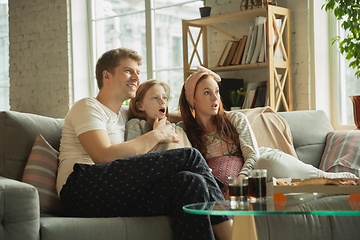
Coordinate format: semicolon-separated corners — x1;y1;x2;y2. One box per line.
0;176;40;240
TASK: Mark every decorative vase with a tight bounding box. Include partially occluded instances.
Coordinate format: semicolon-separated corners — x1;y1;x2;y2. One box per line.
199;6;211;18
349;95;360;129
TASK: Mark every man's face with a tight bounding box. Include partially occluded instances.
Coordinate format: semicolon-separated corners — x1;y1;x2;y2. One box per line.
106;58;140;101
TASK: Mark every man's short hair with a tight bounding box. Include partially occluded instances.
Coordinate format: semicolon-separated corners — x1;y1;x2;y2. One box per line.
95;48;142;89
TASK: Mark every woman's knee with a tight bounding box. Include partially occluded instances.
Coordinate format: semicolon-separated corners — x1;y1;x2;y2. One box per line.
256;149;285;167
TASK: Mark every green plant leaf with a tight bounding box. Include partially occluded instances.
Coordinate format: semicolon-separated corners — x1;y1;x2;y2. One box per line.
325;0;360;79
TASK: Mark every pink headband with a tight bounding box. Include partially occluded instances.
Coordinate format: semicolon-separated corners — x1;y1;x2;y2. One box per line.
184;66;221;108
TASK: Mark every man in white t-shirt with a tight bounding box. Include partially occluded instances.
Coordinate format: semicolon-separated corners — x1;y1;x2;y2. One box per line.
57;48;232;240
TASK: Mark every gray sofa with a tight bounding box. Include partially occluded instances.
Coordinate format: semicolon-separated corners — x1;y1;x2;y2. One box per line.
0;110;359;240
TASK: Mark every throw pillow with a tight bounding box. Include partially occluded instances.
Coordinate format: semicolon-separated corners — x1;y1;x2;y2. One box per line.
22;134;64;215
319;130;360;177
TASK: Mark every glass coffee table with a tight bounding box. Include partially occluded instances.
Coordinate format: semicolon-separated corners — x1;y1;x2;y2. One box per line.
183;193;360;240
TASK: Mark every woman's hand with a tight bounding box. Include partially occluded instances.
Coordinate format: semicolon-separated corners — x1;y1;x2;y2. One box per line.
238;173;247;178
153;116;179;143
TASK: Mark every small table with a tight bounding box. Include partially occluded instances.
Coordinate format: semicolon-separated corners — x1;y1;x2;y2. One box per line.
183;194;360;240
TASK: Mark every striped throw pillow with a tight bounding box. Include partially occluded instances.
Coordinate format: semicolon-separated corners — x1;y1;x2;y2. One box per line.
22;134;64;215
319;130;360;177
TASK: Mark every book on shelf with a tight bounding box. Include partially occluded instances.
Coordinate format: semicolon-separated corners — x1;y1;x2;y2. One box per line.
258;21;267;63
245;24;257;64
231;35;248;65
253;85;267;107
242;82;259;109
217;41;233;67
242;81;267;109
264;21;268;62
230;37;243;65
241;26;254;65
250;16;267;64
223;40;240;66
243;89;256;109
273;18;284;61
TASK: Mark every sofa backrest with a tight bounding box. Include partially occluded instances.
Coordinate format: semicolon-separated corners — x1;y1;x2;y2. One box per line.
0;109;334;181
278;110;334;168
0;111;64;181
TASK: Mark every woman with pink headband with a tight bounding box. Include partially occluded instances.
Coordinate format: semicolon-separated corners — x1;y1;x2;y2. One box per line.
179;66;256;196
178;66;357;197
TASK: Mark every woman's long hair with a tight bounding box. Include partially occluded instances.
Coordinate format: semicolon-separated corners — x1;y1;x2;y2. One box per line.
179;74;242;158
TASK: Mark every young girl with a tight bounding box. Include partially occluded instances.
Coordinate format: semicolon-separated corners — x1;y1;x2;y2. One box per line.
125;79;192;151
178;66;357;195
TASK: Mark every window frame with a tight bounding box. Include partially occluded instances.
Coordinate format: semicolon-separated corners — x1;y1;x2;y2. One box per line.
329;11;357;131
0;1;9;111
311;0;357;131
87;0;202;105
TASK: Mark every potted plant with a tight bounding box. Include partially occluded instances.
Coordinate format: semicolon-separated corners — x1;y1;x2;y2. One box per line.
323;0;359;79
323;0;360;128
230;88;246;110
199;0;211;18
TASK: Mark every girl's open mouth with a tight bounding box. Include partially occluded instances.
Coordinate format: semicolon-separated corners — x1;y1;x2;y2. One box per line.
159;107;166;114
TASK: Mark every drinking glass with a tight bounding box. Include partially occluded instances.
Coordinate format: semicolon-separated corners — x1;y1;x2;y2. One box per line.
228;176;248;208
248;169;267;202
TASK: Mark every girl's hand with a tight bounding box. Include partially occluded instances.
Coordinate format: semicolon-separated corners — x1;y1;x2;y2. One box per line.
153;116;179;143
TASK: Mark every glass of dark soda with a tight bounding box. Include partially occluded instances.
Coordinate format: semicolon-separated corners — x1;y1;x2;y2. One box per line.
248;169;267;202
228;176;248;208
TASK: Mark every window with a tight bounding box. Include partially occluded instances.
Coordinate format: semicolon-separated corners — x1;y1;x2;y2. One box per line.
0;1;8;111
90;0;203;112
330;18;360;130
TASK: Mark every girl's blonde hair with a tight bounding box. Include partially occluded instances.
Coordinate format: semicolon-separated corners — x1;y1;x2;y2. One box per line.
129;79;170;120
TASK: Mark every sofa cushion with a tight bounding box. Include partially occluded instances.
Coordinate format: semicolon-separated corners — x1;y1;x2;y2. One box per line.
40;216;174;240
0;111;64;181
319;130;360;176
22;134;64;215
278;110;333;168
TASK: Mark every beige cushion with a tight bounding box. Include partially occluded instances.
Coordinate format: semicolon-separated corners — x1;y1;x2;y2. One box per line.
238;107;297;158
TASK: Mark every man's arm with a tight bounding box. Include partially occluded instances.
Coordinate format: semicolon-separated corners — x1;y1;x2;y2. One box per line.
78;117;179;164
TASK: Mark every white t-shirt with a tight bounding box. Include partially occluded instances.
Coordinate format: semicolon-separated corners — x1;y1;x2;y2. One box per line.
56;97;128;195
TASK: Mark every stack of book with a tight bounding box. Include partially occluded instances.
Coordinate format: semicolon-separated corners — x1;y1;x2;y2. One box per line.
241;74;283;109
217;36;248;67
217;15;284;67
242;81;267;109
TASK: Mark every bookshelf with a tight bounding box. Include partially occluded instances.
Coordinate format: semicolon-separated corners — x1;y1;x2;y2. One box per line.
182;5;293;111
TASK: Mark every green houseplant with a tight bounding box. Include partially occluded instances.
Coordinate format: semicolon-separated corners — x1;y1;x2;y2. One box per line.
322;0;360;79
323;0;360;129
229;88;246;110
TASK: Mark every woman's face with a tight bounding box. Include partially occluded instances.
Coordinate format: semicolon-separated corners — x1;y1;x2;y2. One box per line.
193;76;220;117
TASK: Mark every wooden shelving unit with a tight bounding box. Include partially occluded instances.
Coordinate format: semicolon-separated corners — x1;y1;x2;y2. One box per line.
182;5;293;111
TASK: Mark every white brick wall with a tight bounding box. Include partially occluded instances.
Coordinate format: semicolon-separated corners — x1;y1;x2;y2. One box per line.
9;0;70;118
207;0;311;110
